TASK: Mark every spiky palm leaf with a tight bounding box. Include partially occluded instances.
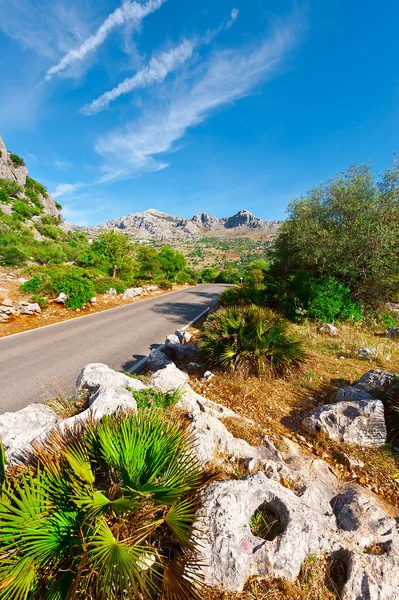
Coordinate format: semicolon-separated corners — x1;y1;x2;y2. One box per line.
200;304;307;376
0;409;210;600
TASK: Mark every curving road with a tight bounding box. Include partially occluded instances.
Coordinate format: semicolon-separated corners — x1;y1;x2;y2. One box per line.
0;284;228;414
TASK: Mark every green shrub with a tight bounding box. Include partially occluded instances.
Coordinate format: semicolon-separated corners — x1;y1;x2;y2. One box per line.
9;152;25;167
218;285;264;307
129;387;181;410
379;311;399;330
12;199;41;219
200;304;307;376
0;188;8;203
94;276;127;294
0;179;23;198
0;410;208;599
35;245;68;265
21;266;96;309
175;271;192;284
0;244;29;267
285;272;362;323
158;279;173;290
20;274;44;293
55;201;62;210
31;294;49;308
36;223;62;240
51;270;95;309
25;176;48;199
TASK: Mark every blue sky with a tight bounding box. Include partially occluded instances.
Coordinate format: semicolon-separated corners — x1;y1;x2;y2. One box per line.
0;0;398;225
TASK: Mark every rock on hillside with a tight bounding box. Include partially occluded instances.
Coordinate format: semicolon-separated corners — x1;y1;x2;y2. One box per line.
0;137;28;186
0;135;65;237
72;207;283;241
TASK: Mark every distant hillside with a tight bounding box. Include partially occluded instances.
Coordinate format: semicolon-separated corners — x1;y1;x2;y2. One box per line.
72;208;282;241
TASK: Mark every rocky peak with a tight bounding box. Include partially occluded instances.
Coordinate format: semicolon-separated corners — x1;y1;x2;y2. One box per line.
190;212;220;229
223;209;261;229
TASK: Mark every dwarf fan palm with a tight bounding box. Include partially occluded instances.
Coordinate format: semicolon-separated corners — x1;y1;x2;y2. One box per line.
0;410;211;600
199;304;307;376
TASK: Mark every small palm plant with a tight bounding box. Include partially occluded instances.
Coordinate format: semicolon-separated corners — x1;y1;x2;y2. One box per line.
0;410;211;600
199;304;307;376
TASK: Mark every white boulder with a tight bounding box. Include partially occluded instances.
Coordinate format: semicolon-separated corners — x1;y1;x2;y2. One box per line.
317;323;338;336
55;292;67;304
302;399;387;446
0;404;58;462
151;363;189;392
123;287;143;300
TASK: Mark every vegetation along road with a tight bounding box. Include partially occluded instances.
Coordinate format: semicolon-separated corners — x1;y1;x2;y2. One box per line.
0;284;228;414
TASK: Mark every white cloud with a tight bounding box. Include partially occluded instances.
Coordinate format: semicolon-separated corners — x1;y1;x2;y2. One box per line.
81;39;195;115
95;15;302;179
45;0;166;80
226;8;239;29
52;182;84;198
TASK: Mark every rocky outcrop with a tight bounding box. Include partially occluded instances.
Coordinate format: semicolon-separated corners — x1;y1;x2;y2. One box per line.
0;135;63;227
0;136;28;186
303;399;387;446
302;370;396;446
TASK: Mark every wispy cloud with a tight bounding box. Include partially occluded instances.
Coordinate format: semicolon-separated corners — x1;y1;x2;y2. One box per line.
45;0;165;81
81;39;194;115
52;182;84;198
226;8;239;29
95;14;303;180
81;9;239;116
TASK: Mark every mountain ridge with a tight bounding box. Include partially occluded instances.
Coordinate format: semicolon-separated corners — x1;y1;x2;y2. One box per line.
72;208;282;241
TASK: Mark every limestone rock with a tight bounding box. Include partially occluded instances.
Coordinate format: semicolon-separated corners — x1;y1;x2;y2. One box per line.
1;299;13;307
123;287;143;300
76;363;145;419
357;369;397;393
146;348;173;371
317;323;338;336
107;288;117;296
357;347;377;359
302;399;387;446
150;363;189;392
0;313;9;322
197;472;337;591
0;404;58;462
146;285;158;292
55;292;67;304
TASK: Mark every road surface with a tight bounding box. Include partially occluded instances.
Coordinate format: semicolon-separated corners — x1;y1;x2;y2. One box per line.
0;284;228;414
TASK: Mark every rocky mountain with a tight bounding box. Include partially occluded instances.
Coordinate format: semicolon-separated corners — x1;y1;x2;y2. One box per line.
73;208;282;241
0;136;65;240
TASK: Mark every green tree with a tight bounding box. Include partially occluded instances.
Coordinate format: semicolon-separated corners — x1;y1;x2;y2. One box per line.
91;231;136;279
158;245;186;280
137;245;161;279
271;160;399;308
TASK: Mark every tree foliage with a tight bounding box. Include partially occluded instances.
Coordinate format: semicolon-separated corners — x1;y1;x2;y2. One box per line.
271;160;399;308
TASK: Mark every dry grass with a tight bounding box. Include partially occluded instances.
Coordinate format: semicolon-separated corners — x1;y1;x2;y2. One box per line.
191;320;399;507
204;554;347;600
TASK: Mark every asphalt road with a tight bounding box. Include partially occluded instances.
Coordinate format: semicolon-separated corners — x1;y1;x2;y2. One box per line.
0;284;228;414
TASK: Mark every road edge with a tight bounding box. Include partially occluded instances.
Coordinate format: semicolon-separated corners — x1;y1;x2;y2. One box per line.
126;305;211;374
